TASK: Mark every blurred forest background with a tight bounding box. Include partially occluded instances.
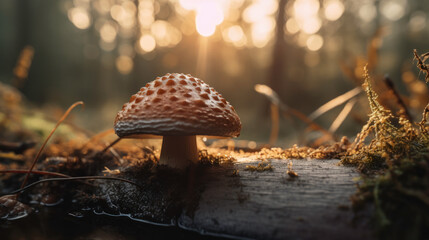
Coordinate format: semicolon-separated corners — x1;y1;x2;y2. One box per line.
0;0;429;146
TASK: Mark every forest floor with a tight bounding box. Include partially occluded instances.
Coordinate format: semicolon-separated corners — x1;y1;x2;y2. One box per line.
1;53;429;239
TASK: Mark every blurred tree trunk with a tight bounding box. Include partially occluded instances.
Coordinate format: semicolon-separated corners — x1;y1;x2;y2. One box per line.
268;0;287;95
259;0;288;144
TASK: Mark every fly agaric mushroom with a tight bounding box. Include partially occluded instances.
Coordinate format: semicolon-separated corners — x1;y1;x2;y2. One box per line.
114;73;241;169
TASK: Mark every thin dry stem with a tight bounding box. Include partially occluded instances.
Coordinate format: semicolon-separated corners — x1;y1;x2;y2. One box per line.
0;170;70;178
20;101;84;190
413;49;429;83
329;98;357;133
383;75;413;122
419;103;429;135
269;104;279;145
100;137;122;155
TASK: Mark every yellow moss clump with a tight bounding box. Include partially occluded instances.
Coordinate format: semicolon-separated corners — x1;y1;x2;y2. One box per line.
341;65;429;173
340;58;429;239
244;162;273;172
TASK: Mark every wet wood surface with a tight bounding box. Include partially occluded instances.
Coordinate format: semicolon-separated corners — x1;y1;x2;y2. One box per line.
179;158;372;239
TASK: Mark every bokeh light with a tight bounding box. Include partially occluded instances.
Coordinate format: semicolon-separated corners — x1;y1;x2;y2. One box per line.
68;7;91;29
243;0;277;23
195;1;224;37
115;55;134;75
93;0;111;14
294;0;321;34
324;0;345;21
358;3;377;22
67;0;347;58
138;0;155;29
285;18;300;34
243;0;277;48
110;2;137;29
139;34;156;52
63;0;415;76
409;11;427;32
99;22;117;43
179;0;197;11
151;20;181;47
306;34;324;51
252;17;276;48
294;0;320;19
300;16;322;34
380;0;406;21
223;25;246;47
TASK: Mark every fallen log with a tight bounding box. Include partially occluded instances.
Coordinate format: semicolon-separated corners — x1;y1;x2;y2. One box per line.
178;158;371;239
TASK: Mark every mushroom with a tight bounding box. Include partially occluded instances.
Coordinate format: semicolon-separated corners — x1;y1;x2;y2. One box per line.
114;73;241;169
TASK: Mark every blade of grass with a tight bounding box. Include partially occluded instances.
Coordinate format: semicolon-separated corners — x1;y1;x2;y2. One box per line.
20;101;84;190
254;84;284;108
255;84;336;141
309;87;362;120
329;98;357;133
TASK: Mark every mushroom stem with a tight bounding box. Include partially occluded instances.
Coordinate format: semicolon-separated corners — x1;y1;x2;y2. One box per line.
159;135;198;169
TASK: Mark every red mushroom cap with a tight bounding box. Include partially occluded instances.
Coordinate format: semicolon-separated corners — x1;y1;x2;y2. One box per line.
114;73;241;138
